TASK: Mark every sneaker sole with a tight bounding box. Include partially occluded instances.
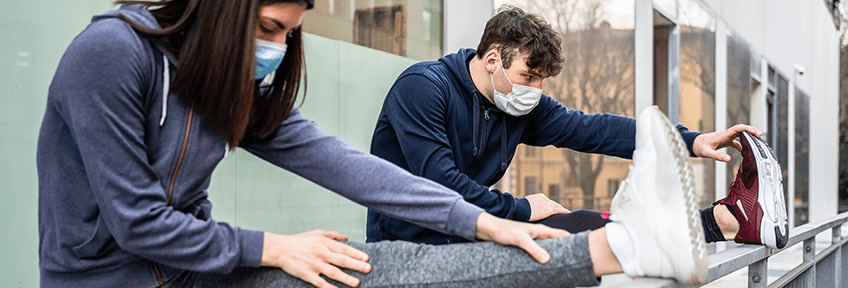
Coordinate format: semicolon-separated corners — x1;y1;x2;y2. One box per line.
741;131;789;249
646;108;708;285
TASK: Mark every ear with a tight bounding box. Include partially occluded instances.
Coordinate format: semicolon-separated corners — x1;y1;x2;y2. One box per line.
483;48;501;74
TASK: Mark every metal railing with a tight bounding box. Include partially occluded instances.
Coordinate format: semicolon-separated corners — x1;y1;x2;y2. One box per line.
617;211;848;287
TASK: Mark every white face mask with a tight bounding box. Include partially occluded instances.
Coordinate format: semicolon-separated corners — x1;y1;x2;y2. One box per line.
490;57;542;116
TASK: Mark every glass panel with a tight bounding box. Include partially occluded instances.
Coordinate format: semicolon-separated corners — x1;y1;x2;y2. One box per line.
1;1;119;286
750;50;761;81
726;32;751;189
679;0;715;207
774;72;790;215
794;89;809;225
303;0;442;61
653;22;670;116
654;0;678;20
496;0;634;212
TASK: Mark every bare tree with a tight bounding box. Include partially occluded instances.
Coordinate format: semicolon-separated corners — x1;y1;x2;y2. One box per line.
519;0;635;208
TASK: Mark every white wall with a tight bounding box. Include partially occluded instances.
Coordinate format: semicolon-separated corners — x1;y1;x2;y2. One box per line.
443;0;494;55
698;0;840;222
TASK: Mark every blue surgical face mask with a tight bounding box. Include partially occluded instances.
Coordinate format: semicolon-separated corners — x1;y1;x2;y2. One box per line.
255;39;287;80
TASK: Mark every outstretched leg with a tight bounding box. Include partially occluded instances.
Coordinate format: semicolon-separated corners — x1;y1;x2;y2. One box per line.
160;232;602;288
534;210;611;233
712;131;789;249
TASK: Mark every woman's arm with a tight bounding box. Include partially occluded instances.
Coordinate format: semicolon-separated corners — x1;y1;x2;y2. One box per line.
241;109;483;241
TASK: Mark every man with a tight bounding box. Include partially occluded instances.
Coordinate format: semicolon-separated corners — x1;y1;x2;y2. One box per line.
367;5;788;250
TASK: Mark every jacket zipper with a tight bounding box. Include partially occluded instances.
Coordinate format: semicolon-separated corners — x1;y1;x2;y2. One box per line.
468;108;489;173
153;104;195;285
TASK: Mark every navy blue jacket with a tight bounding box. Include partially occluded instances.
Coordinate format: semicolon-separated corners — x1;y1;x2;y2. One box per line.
367;48;701;244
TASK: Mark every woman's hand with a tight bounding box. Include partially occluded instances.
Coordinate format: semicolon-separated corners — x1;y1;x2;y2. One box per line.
474;212;571;264
692;124;762;162
261;230;371;288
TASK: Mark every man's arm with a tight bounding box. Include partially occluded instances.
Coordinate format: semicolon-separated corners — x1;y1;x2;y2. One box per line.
522;96;702;158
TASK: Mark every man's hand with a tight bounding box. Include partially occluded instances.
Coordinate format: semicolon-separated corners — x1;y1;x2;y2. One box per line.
261;230;371;288
526;193;570;222
475;212;571;264
692;124;762;162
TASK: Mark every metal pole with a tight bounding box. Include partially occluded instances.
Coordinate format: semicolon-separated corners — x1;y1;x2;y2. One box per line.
804;238;816;287
748;258;767;288
833;227;842;288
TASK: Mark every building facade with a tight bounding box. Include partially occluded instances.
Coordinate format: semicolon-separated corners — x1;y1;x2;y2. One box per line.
0;0;840;286
492;0;840;231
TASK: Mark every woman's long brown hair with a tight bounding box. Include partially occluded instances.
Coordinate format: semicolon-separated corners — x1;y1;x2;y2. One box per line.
114;0;310;148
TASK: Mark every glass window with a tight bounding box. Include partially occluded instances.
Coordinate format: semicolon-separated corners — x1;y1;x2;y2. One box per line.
654;0;678;20
767;68;790;213
607;179;620;197
525;146;536;157
549;184;561;199
726;32;751;188
750;51;761;82
500;0;635;212
679;0;715;208
303;0;442;60
794;89;809;225
525;177;538;195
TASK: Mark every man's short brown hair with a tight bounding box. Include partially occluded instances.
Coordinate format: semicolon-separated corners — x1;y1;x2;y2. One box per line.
476;5;564;77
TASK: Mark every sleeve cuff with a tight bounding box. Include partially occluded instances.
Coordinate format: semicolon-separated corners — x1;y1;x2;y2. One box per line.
514;197;531;222
676;124;702;157
238;228;265;267
445;198;485;241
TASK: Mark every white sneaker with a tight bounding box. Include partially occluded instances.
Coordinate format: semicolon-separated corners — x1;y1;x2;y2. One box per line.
607;107;707;286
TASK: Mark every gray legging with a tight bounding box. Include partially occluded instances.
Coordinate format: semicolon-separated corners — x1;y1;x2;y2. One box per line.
160;231;599;288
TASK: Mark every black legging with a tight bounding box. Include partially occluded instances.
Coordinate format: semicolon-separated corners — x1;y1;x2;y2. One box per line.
533;210;611;233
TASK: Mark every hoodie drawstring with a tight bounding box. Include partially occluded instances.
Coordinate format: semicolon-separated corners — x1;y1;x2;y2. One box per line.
160;55;169;127
159;55;228;159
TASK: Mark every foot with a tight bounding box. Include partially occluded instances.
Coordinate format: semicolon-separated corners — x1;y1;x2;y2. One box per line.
713;131;788;249
608;107;707;286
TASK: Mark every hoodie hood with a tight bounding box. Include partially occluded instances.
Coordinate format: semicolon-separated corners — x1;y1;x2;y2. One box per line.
439;48;481;99
94;5;178;66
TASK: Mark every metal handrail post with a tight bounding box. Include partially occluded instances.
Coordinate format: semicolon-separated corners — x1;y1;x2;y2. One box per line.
748;258;767;288
803;238;816;286
832;227;841;288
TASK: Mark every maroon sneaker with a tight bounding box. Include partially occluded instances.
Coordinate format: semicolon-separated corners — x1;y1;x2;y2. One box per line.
714;131;788;249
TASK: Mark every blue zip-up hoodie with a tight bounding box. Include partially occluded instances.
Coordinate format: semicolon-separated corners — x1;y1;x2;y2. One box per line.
37;6;483;287
366;48;701;244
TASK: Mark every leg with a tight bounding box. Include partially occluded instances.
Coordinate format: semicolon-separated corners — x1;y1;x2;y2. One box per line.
713;204;740;240
588;228;623;277
533;210;611;233
700;204;740;243
712;131;789;249
161;232;602;288
604;108;708;286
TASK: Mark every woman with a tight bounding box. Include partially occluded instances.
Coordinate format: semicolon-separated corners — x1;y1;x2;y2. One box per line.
37;1;705;287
